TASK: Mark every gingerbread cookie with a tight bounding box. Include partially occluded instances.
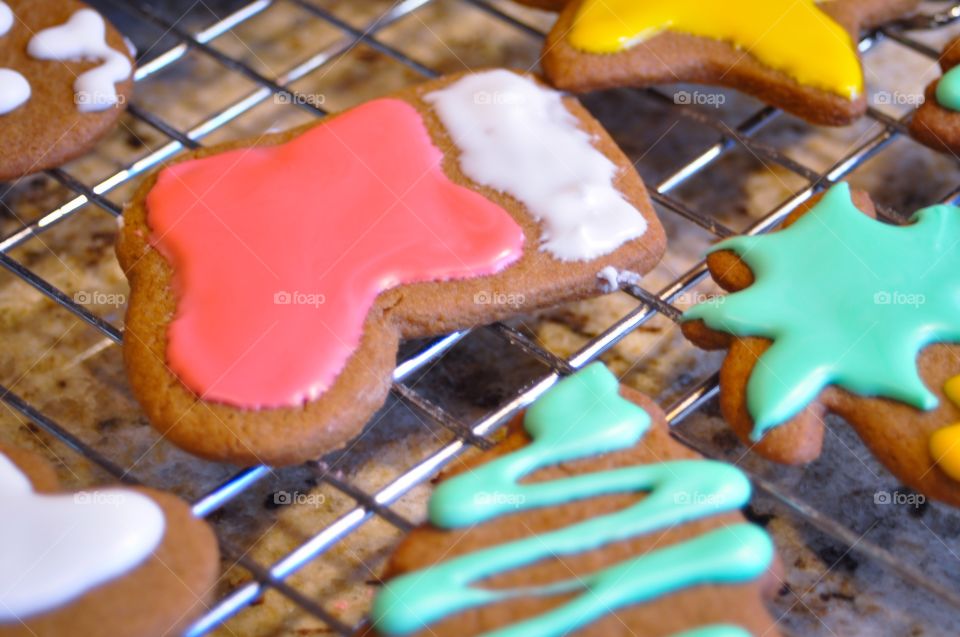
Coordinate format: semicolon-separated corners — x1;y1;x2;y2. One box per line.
512;0;568;11
682;183;960;506
0;445;219;636
0;0;134;181
909;36;960;154
363;364;780;637
541;0;919;126
117;69;666;467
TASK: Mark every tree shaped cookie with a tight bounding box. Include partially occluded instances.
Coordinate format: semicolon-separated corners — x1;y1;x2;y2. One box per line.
541;0;919;125
910;36;960;154
0;445;218;636
117;69;666;467
0;0;134;180
682;183;960;506
362;364;780;637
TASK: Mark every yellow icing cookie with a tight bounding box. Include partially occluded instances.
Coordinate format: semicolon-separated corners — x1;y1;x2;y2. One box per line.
568;0;862;99
931;376;960;481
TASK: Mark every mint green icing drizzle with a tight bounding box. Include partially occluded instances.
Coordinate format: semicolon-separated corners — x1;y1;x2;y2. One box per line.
936;65;960;112
683;183;960;440
371;363;773;637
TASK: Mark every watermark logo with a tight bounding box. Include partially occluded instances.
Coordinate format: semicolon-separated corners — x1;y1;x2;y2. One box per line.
273;490;326;507
874;490;925;507
275;92;326;107
673;490;732;507
74;491;127;506
274;290;326;308
76;91;126;109
873;90;924;107
74;290;126;307
674;90;726;108
873;290;925;308
473;491;526;508
674;291;726;307
473;90;525;106
473;291;525;307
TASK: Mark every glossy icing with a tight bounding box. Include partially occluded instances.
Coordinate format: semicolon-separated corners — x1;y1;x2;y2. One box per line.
27;9;132;112
0;2;11;35
423;70;647;261
936;66;960;112
147;98;525;409
931;376;960;480
0;2;29;116
568;0;861;99
0;451;165;621
684;183;960;440
371;364;774;636
0;68;28;115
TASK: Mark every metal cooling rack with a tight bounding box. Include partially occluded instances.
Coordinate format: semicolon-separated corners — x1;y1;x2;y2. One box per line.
3;0;960;634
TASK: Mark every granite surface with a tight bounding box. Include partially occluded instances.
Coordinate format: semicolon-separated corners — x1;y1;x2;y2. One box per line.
1;1;960;635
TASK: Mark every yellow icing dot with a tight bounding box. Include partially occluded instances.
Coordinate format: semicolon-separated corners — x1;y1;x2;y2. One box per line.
568;0;862;99
931;375;960;480
930;423;960;482
944;374;960;406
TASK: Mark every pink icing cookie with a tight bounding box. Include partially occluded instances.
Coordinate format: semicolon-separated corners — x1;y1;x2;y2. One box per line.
117;70;666;466
148;98;524;409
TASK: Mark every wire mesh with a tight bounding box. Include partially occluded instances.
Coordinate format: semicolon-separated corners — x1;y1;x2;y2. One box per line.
3;0;960;635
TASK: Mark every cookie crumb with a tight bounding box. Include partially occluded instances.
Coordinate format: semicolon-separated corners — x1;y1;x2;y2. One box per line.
597;266;618;293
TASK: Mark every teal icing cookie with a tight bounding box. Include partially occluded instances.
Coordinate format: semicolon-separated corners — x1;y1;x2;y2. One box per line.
683;183;960;440
936;65;960;112
371;363;774;637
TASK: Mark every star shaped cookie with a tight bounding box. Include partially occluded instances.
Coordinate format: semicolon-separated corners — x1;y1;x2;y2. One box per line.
542;0;920;125
682;184;960;506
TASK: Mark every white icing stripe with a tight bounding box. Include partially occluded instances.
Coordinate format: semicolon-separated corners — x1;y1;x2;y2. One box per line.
27;9;132;113
0;2;12;37
424;70;647;262
0;69;30;115
0;452;164;622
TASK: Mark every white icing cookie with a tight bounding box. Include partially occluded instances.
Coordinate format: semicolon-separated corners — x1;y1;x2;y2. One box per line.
424;69;648;262
27;8;132;112
0;452;165;621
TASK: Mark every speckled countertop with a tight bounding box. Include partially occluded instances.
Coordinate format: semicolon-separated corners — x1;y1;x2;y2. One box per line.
2;1;960;635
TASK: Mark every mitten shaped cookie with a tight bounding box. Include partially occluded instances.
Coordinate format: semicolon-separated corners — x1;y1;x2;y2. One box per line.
364;364;781;637
0;445;219;637
910;36;960;154
0;0;134;180
542;0;919;126
117;69;666;467
682;183;960;506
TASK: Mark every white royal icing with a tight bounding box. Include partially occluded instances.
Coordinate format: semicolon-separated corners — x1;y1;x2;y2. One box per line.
27;9;132;113
424;70;647;262
0;2;30;116
0;451;165;621
0;69;30;115
0;2;12;36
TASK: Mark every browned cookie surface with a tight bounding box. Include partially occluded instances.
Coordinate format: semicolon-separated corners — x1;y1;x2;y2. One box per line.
0;445;220;637
511;0;568;11
359;387;781;637
0;0;134;181
910;36;960;155
681;191;960;506
116;70;666;467
542;0;919;126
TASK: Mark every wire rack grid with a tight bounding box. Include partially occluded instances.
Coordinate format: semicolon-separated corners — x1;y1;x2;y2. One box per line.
2;0;960;635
